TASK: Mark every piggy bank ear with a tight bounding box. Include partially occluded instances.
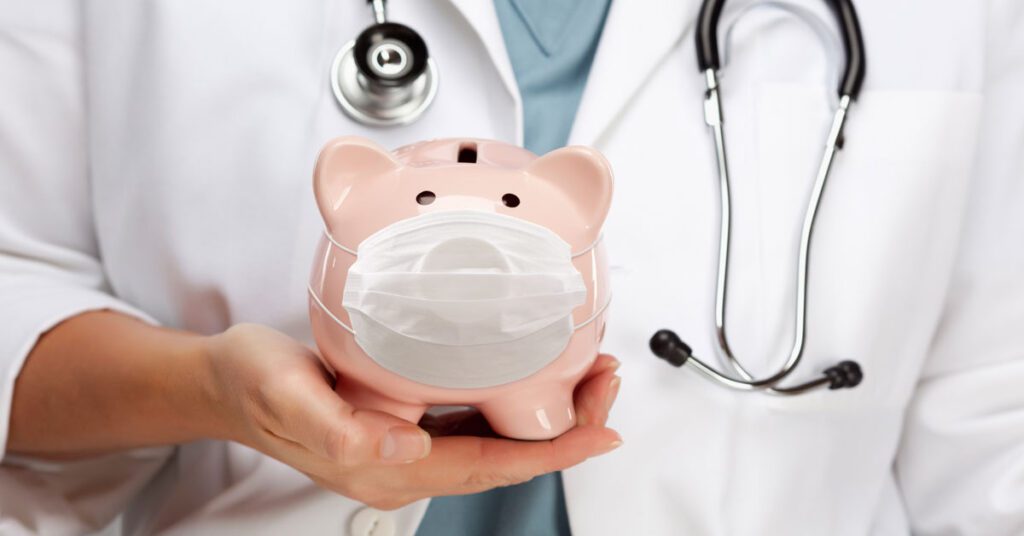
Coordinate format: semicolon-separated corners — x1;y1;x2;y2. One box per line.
313;136;401;223
527;146;614;232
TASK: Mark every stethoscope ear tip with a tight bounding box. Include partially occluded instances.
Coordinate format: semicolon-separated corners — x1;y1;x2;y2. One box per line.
650;329;692;367
823;360;863;389
648;327;865;393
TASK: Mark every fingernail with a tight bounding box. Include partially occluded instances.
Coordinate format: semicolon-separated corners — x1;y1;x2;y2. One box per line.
606;357;621;372
596;434;624;455
380;426;431;462
605;376;621;413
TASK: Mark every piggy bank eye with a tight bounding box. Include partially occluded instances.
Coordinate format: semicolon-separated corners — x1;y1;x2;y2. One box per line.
416;191;436;205
501;193;520;208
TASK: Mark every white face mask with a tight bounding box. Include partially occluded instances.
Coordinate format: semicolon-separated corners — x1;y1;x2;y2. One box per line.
309;209;604;389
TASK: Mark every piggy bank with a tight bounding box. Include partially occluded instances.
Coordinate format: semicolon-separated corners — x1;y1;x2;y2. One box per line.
308;136;612;439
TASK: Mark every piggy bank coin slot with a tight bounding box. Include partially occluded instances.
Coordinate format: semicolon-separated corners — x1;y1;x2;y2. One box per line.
457;143;478;163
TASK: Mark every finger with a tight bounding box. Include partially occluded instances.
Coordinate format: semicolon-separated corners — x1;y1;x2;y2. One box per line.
386;424;622;498
583;354;620;382
574;370;620;427
571;354;620;427
262;366;431;466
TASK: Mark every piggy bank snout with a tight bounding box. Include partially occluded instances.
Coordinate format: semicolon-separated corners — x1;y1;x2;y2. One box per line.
416;236;511;273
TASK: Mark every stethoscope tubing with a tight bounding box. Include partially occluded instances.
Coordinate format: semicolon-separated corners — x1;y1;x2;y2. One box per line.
696;0;866;100
705;86;851;394
653;0;867;395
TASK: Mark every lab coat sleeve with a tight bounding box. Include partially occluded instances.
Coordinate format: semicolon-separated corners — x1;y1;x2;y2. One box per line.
0;2;172;534
895;3;1024;534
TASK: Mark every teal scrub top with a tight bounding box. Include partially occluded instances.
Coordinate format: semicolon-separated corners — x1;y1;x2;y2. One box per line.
415;0;612;534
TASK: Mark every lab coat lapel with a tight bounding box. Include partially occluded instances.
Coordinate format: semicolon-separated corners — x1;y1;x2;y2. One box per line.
569;0;695;147
444;0;524;144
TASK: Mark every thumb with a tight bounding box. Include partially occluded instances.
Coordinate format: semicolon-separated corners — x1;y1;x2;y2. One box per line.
337;408;433;466
273;371;431;466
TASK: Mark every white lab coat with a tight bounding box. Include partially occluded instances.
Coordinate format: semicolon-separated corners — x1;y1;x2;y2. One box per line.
1;0;1022;534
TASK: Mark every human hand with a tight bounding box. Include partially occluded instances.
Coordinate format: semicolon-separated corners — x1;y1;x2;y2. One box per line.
201;324;622;510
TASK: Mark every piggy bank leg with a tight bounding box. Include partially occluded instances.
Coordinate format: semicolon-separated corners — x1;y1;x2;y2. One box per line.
335;376;428;425
478;386;576;440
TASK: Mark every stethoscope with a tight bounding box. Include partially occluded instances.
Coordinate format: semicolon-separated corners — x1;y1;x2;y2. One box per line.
331;0;438;126
333;0;867;396
649;0;867;395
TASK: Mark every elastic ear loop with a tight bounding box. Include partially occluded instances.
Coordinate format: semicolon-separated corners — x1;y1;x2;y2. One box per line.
720;0;843;109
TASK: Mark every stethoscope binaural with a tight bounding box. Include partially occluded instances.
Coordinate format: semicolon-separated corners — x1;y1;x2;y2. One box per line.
334;0;868;396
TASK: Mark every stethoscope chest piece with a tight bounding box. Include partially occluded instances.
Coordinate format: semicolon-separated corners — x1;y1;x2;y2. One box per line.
331;20;438;127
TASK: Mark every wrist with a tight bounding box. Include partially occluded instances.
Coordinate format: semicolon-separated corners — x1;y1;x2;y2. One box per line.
165;333;227;442
8;312;232;457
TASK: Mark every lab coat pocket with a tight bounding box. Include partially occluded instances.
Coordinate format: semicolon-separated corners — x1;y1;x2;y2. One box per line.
742;85;983;411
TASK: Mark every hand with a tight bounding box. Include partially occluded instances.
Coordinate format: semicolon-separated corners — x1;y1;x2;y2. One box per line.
202;324;622;510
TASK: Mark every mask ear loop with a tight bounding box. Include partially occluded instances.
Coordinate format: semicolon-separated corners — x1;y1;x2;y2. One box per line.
571;234;603;258
573;295;611;330
570;234;611;330
720;0;843;109
308;285;356;334
323;231;359;256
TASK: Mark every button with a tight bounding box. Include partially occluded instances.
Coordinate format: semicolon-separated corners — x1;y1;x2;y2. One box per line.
349;507;397;536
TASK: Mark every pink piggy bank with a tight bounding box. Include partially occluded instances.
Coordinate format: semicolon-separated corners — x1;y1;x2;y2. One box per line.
308;136;612;440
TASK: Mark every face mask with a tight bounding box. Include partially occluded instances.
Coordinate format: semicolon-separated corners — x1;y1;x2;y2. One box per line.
309;209;604;389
